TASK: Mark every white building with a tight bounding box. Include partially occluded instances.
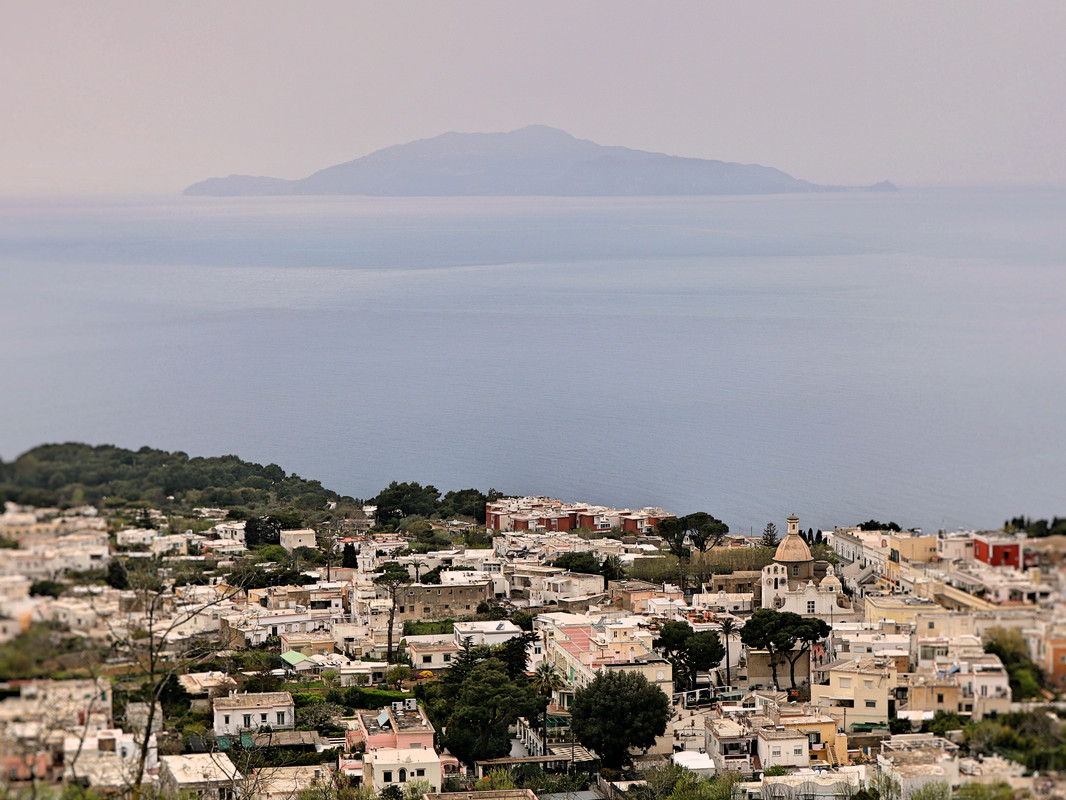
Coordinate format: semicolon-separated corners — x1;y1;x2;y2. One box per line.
531;571;605;606
213;521;247;543
453;620;523;648
441;568;507;598
212;692;295;736
363;747;442;794
151;534;189;556
407;639;459;673
220;607;332;647
115;528;158;548
936;531;975;562
280;529;317;553
761;516;849;618
756;728;810;769
158;754;242;800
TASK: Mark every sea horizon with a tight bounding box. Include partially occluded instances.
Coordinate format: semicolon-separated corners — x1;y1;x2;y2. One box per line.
3;187;1063;535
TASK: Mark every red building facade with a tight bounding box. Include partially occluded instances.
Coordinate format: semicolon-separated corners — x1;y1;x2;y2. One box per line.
973;532;1024;568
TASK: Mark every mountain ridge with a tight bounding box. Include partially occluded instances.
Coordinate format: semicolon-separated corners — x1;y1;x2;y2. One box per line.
184;125;895;197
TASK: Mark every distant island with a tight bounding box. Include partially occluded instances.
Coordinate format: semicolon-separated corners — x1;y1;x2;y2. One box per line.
184;125;896;197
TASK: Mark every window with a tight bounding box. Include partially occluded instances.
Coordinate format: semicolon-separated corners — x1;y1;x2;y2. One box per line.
807;601;816;614
260;713;267;723
793;565;799;576
383;771;392;783
423;655;432;664
277;712;286;725
794;747;803;755
839;678;851;689
443;654;451;662
398;606;404;613
865;700;877;708
416;769;425;777
937;694;944;704
772;748;781;757
243;715;252;727
864;680;873;689
224;715;230;725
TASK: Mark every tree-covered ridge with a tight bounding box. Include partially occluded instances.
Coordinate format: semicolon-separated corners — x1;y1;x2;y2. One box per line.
368;480;500;526
0;442;351;512
1005;514;1066;538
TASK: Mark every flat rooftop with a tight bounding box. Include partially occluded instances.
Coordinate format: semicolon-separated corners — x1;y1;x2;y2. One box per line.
214;692;293;710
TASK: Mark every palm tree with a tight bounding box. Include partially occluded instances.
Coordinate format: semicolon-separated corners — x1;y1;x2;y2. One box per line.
530;661;565;754
718;617;737;687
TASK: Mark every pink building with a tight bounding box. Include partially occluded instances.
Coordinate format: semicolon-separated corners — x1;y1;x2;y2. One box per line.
346;701;460;791
347;702;435;752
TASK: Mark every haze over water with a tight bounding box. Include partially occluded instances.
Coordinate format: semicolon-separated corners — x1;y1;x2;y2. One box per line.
2;188;1063;534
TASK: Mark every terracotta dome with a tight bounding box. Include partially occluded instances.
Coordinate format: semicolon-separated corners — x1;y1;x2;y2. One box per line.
774;532;813;563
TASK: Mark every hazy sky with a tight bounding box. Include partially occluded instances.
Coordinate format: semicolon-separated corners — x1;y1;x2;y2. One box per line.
3;1;1064;195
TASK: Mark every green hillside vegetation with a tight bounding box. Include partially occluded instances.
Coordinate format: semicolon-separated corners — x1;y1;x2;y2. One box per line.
368;480;500;526
0;443;356;522
0;443;503;539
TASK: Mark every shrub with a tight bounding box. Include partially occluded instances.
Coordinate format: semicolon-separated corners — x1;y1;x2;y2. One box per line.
292;691;326;708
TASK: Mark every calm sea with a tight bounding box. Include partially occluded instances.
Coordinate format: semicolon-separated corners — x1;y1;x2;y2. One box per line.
1;190;1063;534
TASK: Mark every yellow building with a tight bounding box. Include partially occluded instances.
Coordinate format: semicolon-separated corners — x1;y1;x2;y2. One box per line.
864;594;950;626
772;705;849;766
810;656;898;729
888;532;938;564
902;674;960;723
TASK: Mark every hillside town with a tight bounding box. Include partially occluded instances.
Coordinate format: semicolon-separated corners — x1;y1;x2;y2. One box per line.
1;493;1065;800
